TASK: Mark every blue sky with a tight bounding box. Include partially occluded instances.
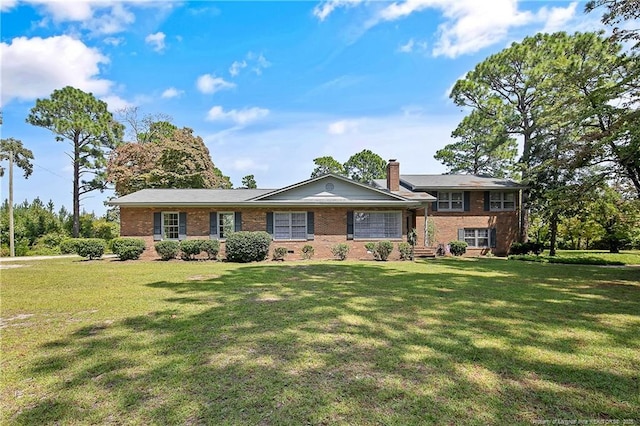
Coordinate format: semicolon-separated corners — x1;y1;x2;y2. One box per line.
1;0;605;215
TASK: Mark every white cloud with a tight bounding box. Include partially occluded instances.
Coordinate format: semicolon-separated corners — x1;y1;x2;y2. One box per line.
231;158;270;172
161;87;184;99
1;0;18;12
196;74;236;94
313;0;363;21
397;38;428;53
229;60;247;77
0;35;112;106
145;32;166;52
103;36;125;46
327;119;360;135
100;95;133;112
206;106;270;125
538;2;578;33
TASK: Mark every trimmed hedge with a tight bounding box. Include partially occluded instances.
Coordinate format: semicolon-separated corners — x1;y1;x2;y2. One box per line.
155;241;180;261
200;240;220;260
111;238;146;260
509;241;545;255
398;242;412;260
180;240;203;261
448;240;468;256
365;241;394;261
225;231;271;263
60;238;78;254
74;238;106;260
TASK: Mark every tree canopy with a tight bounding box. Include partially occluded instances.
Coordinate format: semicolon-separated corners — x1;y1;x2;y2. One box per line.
241;175;257;189
311;156;345;178
26;86;123;237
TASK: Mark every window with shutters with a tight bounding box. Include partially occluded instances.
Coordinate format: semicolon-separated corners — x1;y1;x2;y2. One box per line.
438;192;464;211
464;228;490;248
274;212;307;240
162;212;179;240
218;212;235;239
490;192;516;211
354;211;402;239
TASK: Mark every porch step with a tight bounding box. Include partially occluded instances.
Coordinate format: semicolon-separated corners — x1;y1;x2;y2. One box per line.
413;247;436;258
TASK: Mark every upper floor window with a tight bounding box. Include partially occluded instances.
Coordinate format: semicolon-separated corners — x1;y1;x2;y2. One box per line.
354;211;402;239
274;212;307;240
490;192;516;211
438;192;464;211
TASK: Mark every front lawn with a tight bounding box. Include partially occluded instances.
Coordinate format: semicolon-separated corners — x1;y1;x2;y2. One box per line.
1;258;639;424
510;250;640;266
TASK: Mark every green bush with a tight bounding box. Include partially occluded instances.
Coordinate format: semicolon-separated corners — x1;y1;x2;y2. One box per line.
60;238;78;254
155;240;180;261
448;240;468;256
74;238;106;260
365;241;394;261
180;240;203;261
509;241;544;255
200;239;220;260
331;243;350;261
272;247;288;261
398;242;412;260
225;231;271;263
301;244;314;260
111;238;146;261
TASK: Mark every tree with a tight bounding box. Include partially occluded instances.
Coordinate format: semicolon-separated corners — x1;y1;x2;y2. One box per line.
0;138;34;256
591;185;640;252
27;86;124;237
585;0;640;47
116;106;173;143
310;156;345;178
434;110;517;177
343;149;386;184
241;174;257;189
107;126;232;195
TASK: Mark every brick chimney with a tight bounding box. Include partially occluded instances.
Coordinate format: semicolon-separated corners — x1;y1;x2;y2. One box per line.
386;159;400;191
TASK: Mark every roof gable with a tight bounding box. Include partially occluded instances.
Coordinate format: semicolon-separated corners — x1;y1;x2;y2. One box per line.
250;174;412;203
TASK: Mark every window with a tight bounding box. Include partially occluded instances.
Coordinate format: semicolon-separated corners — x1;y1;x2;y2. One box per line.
219;212;235;239
464;228;490;248
162;212;179;240
490;192;516;211
274;212;307;240
438;192;464;211
354;211;402;239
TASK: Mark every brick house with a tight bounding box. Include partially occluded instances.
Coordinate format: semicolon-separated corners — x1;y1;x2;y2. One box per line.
109;160;523;259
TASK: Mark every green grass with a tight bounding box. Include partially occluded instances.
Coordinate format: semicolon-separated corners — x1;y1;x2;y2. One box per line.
510;250;640;266
2;258;639;425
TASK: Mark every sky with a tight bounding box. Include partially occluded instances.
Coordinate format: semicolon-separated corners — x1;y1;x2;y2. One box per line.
0;0;608;215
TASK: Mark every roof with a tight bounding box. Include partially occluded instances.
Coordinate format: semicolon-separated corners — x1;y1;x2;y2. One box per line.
109;188;274;206
399;174;524;190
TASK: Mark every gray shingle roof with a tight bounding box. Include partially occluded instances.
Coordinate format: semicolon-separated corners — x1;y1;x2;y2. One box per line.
109;188;274;206
400;174;524;190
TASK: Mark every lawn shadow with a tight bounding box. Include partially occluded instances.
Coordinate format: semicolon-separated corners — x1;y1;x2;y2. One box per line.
15;261;640;424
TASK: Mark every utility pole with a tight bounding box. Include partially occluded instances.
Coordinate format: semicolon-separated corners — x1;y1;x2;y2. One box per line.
9;150;14;256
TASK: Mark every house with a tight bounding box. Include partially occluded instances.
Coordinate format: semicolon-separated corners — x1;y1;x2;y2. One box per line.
109;159;523;259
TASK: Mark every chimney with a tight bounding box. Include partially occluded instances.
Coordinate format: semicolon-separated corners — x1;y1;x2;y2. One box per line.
386;159;400;191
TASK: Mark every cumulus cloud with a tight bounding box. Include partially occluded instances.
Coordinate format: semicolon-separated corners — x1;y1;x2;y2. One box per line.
161;87;184;99
100;94;133;112
313;0;363;21
206;106;270;125
229;60;247;77
1;35;112;106
145;32;166;52
538;1;578;33
327;119;360;135
196;74;236;94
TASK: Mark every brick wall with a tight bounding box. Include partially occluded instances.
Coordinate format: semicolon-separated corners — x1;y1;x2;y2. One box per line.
413;190;519;256
120;206;411;260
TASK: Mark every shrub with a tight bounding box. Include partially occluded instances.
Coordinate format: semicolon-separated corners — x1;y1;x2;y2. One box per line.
111;238;145;261
74;238;106;260
509;241;544;255
301;244;314;260
225;231;271;263
331;243;349;260
364;242;377;258
448;240;468;256
155;240;180;261
272;247;288;261
60;238;78;254
398;242;412;260
200;239;220;260
180;240;203;261
375;241;394;261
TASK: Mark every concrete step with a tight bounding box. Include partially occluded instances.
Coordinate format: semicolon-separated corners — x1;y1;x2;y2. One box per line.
413;247;436;258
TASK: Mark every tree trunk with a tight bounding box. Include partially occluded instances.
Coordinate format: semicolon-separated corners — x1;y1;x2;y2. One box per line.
549;211;559;256
9;151;15;257
73;137;80;238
